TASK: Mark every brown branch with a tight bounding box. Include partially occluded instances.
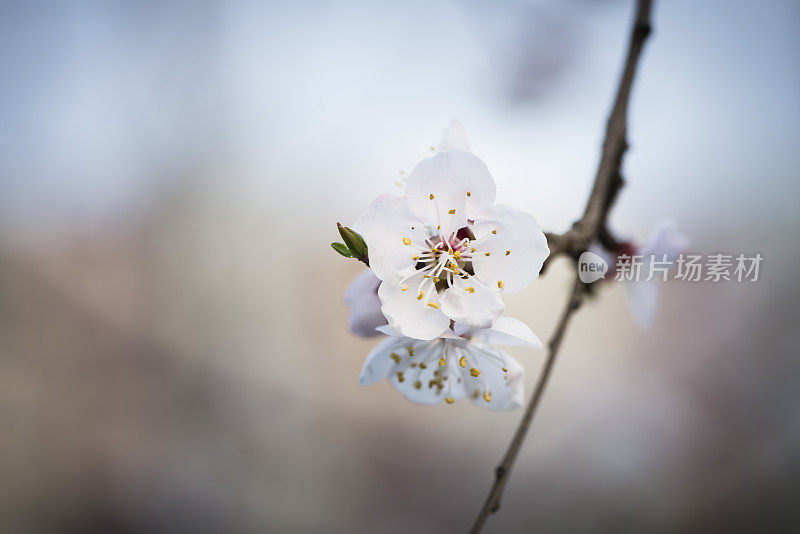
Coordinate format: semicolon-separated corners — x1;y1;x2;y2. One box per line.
469;275;585;534
542;0;653;272
469;1;654;531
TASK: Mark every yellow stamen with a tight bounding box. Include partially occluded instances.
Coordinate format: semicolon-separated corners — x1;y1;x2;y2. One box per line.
448;208;456;215
427;302;439;309
470;368;480;377
424;274;430;278
439;357;446;367
497;280;504;290
505;250;511;256
390;352;400;363
429;193;435;199
402;237;411;245
470;247;476;252
465;287;475;293
397;372;405;383
445;397;454;404
466;191;471;196
492;229;498;234
414;380;422;389
502;367;508;372
407;346;414;357
453;251;461;259
412;255;420;260
419;362;428;369
484;391;492;402
459;356;467;368
484;252;491;256
400;284;408;292
472;390;480;399
433;276;440;283
437;225;441;230
417;291;424;300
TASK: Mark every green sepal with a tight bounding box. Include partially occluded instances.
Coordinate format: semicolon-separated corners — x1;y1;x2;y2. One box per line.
337;223;368;259
331;242;355;258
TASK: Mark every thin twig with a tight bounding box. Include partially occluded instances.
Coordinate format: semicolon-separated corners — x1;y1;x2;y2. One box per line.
469;275;585;534
469;1;654;531
542;0;653;272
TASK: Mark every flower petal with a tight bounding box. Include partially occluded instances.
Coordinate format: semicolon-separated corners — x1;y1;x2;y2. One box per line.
625;280;659;329
470;204;549;294
354;194;428;281
389;339;469;405
358;335;410;386
374;324;400;336
344;270;386;338
377;273;450;340
472;316;543;348
440;275;504;328
462;344;525;411
405;150;496;238
437;119;471;153
639;219;690;261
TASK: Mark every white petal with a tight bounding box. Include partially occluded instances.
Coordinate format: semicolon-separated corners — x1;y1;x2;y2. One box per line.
375;323;468;341
377;273;450;340
437;119;471;153
374;324;400;336
639;219;690;261
390;339;468;405
472;316;543;348
405;150;496;238
358;336;409;386
462;344;525;411
354;194;428;281
344;270;386;338
625;280;659;329
470;204;550;294
440;329;469;341
452;322;477;338
440;275;504;328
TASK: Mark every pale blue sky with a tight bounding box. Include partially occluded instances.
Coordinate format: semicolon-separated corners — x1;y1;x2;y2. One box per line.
0;0;797;239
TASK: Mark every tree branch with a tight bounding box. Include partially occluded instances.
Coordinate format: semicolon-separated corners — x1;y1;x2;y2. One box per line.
469;1;654;531
542;0;653;272
469;275;585;534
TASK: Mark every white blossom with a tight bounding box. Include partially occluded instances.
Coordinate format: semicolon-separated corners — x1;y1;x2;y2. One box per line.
358;317;542;410
437;119;471;153
343;269;385;338
355;149;549;340
593;219;690;328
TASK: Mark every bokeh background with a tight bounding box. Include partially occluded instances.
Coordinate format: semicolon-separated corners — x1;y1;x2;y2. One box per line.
1;0;799;532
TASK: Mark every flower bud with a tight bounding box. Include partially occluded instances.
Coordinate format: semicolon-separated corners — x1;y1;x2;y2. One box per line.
337;222;368;260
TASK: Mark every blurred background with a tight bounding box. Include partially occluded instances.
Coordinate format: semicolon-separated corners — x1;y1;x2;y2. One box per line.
1;0;798;532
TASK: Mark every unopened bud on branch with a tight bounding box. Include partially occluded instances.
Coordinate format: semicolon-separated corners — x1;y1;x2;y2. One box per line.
333;222;368;261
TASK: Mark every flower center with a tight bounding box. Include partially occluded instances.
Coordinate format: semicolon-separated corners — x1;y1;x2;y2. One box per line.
400;225;477;301
391;338;510;405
